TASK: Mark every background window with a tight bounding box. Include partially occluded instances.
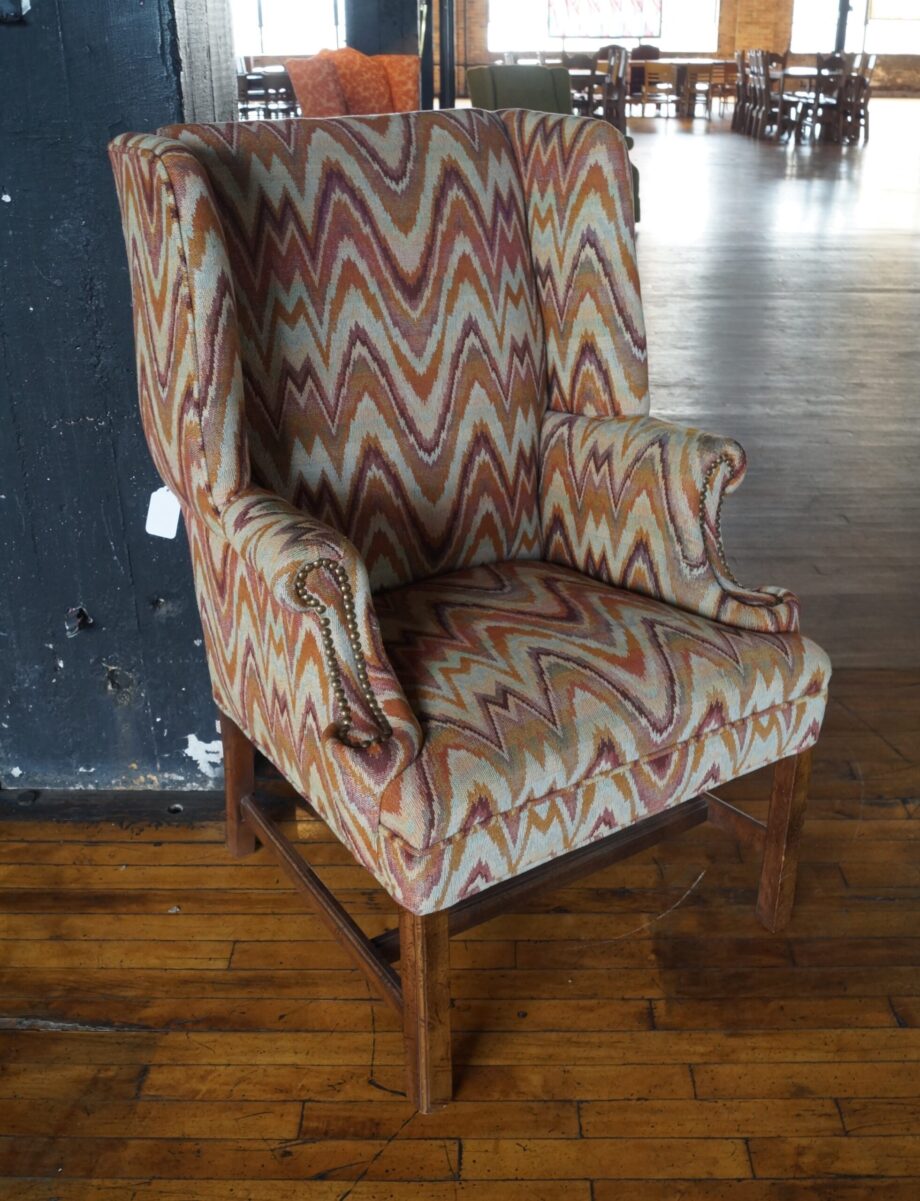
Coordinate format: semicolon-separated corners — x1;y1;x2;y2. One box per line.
790;0;841;53
229;0;342;57
847;0;920;53
488;0;719;53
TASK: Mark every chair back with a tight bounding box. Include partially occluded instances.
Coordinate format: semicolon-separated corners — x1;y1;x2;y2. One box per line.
815;51;854;104
562;50;600;114
684;64;714;116
468;64;573;114
643;63;677;91
709;62;734;89
732;51;748;129
601;44;630;131
110;110;647;590
632;44;660;60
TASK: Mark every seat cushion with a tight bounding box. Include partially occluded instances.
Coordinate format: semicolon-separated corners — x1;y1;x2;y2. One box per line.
373;561;829;913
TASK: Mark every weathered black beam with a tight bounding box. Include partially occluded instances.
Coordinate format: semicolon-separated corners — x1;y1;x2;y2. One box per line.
438;0;456;108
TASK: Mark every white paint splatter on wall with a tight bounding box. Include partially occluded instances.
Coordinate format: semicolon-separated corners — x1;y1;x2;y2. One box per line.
183;734;224;778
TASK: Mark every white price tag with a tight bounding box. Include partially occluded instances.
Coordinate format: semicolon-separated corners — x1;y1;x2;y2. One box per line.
145;487;181;539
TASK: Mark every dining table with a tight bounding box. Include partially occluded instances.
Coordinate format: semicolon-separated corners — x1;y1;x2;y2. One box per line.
628;57;735;117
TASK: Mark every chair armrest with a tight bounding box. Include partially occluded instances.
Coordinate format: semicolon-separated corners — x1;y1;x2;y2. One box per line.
540;413;800;632
222;488;422;756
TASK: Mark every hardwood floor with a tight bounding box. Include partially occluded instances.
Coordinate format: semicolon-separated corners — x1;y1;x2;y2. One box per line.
0;667;918;1196
633;99;920;669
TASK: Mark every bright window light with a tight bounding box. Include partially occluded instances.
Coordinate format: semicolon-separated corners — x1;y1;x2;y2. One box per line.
790;0;841;53
847;0;920;53
487;0;719;54
229;0;342;58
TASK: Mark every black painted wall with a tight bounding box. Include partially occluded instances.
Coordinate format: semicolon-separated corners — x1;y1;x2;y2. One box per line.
345;0;419;54
0;2;220;791
345;0;432;107
0;0;433;795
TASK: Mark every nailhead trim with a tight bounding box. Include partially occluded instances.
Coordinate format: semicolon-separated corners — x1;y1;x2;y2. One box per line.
291;560;393;747
700;455;742;586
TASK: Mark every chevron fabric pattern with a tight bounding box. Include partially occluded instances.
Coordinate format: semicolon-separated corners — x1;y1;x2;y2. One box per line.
501;110;649;418
162;111;546;592
109;109;830;915
541;412;801;632
373;561;828;912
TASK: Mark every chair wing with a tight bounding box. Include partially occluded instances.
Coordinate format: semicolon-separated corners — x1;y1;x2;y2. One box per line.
501;110;648;416
109;132;423;871
109;135;248;515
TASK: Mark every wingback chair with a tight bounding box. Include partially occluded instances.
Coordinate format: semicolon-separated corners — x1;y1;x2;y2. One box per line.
467;63;575;113
109;110;829;1112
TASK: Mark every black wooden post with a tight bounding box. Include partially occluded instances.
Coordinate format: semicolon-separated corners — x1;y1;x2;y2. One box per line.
835;0;850;52
420;1;434;109
345;0;420;55
438;0;456;108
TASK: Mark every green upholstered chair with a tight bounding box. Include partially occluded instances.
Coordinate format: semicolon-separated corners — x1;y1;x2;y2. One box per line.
467;64;574;115
467;64;641;222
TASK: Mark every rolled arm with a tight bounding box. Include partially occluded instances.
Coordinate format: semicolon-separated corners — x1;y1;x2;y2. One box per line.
540;413;800;632
221;488;422;757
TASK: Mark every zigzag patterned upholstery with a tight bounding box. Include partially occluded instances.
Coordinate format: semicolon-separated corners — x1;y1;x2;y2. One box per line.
109;109;830;915
373;561;827;912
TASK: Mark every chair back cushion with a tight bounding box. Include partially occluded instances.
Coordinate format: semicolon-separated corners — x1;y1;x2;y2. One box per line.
468;65;573;115
164;110;545;589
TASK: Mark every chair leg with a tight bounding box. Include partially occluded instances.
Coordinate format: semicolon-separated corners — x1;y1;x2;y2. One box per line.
219;711;257;858
755;749;812;933
399;909;453;1113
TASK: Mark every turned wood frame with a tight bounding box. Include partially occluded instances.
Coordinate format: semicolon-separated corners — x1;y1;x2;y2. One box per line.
220;712;811;1112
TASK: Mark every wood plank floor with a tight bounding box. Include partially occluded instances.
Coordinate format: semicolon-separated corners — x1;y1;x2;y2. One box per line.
0;667;918;1197
633;98;920;669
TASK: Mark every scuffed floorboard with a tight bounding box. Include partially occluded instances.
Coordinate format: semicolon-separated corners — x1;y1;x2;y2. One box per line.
0;668;918;1197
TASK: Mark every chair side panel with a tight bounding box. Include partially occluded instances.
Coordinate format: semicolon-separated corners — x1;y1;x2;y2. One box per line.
109;134;247;519
501;110;649;418
164;111;546;590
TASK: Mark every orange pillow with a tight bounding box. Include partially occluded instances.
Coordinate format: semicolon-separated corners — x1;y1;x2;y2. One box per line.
286;55;347;117
377;55;420;112
321;47;393;114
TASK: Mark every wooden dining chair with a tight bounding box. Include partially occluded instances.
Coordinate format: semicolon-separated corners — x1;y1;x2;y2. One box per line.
640;63;678;117
684;65;714;119
732;51;749;132
842;53;876;142
600;44;630;133
797;52;854;142
110;108;830;1112
709;61;737;119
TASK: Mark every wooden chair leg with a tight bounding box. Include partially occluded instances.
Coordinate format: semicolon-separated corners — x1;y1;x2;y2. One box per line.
755;749;812;933
219;712;257;858
399;909;452;1113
